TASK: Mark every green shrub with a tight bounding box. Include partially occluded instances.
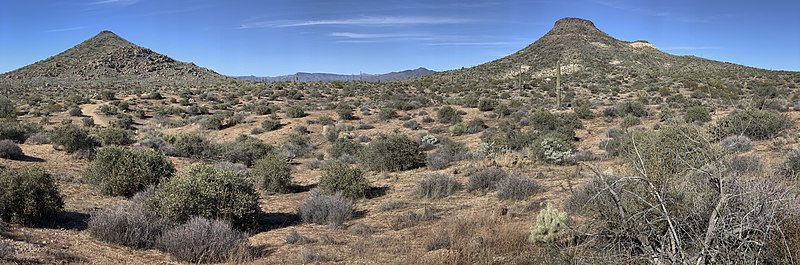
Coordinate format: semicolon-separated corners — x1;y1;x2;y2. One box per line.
319;162;369;199
200;115;225;130
378;108;398;121
437;106;461;124
684;106;711;123
328;138;363;159
449;122;469;136
68;107;83;117
710;108;793;140
477;99;497;111
620;114;641;129
285;106;307;118
111;114;134;129
573;98;594;119
0;120;40;142
252;153;292;193
85;146;176;197
50;124;95;152
219;135;274;167
496;175;542;200
147;164;261;228
168;133;214;159
0;96;14;119
336;105;356;120
466;167;507;191
528;109;581;139
261;118;281;131
0;166;63;224
360;133;425;172
0;140;23;160
616;100;648;117
426;139;468;170
623;124;716;186
95;127;134;146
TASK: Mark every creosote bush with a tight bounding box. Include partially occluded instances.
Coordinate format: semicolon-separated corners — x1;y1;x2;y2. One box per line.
0;166;63;224
360;133;425;172
319;162;369;199
684;105;711;123
299;190;354;227
219;135;274;167
84;146;176;197
0;140;23;160
156;216;249;263
147;164;261;228
252;153;292;193
412;174;461;199
710;108;792;140
95;127;134;146
285;106;307;118
50;123;95;153
437;106;462;124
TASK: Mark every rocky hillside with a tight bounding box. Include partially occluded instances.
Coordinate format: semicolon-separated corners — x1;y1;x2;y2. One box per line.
0;31;233;94
426;18;800;97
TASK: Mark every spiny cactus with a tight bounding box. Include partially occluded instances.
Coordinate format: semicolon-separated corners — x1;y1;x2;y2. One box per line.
555;59;562;109
529;203;568;244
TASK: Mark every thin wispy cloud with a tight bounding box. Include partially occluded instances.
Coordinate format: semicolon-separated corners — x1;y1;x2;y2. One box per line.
592;0;728;23
329;31;525;47
240;16;474;29
86;0;139;6
43;26;85;33
661;46;721;51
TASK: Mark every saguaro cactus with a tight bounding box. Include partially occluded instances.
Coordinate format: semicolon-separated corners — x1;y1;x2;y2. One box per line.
556;60;562;109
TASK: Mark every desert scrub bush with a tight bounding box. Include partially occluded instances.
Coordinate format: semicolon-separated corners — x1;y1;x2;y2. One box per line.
620;114;641;129
477;98;497;111
377;108;398;121
684;105;711;123
299;190;354;227
50;123;95;152
710;108;792;140
24;132;50;145
88;199;166;249
528;203;568;244
528;109;582;139
426;139;468;170
166;133;215;159
219;135;275;167
726;155;764;176
147;164;261;228
328;137;363;160
281;131;314;160
138;137;177;156
466;167;508;191
319;162;369;199
622;124;716;185
336;105;356;120
285;106;307;118
496;175;542;200
616;100;648;117
360;133;425;172
252;153;291;193
532;136;575;165
285;229;315;244
156;216;249;263
95;127;134;146
0;140;23;160
412;174;461;199
573;98;594;119
719;135;752;153
0;166;63;224
0;120;40;143
437;106;462;124
0;96;14;119
261;118;281;131
67;106;83;117
84;146;175;197
200;114;225;130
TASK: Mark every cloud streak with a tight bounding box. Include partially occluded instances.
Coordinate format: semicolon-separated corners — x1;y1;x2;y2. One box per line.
329;31;525;47
240;16;474;29
86;0;139;5
43;26;86;33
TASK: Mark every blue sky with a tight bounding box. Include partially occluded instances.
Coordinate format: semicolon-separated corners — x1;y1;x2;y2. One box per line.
1;0;799;76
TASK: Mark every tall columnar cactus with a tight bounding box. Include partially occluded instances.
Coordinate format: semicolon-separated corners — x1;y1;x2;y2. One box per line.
529;203;568;243
556;60;562;109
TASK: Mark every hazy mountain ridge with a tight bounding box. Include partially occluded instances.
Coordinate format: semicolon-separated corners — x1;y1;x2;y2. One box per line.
237;67;435;82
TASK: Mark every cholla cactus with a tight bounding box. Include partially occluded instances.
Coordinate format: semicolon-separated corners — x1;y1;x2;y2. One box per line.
538;137;575;165
529;203;568;244
421;134;438;145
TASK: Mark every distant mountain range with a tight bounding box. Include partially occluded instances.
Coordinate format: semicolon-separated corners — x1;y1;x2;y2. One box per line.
235;67;435;82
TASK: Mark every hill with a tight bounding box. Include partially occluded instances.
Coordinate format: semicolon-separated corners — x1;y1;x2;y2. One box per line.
426;18;800;98
237;67;435;82
0;31;233;95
